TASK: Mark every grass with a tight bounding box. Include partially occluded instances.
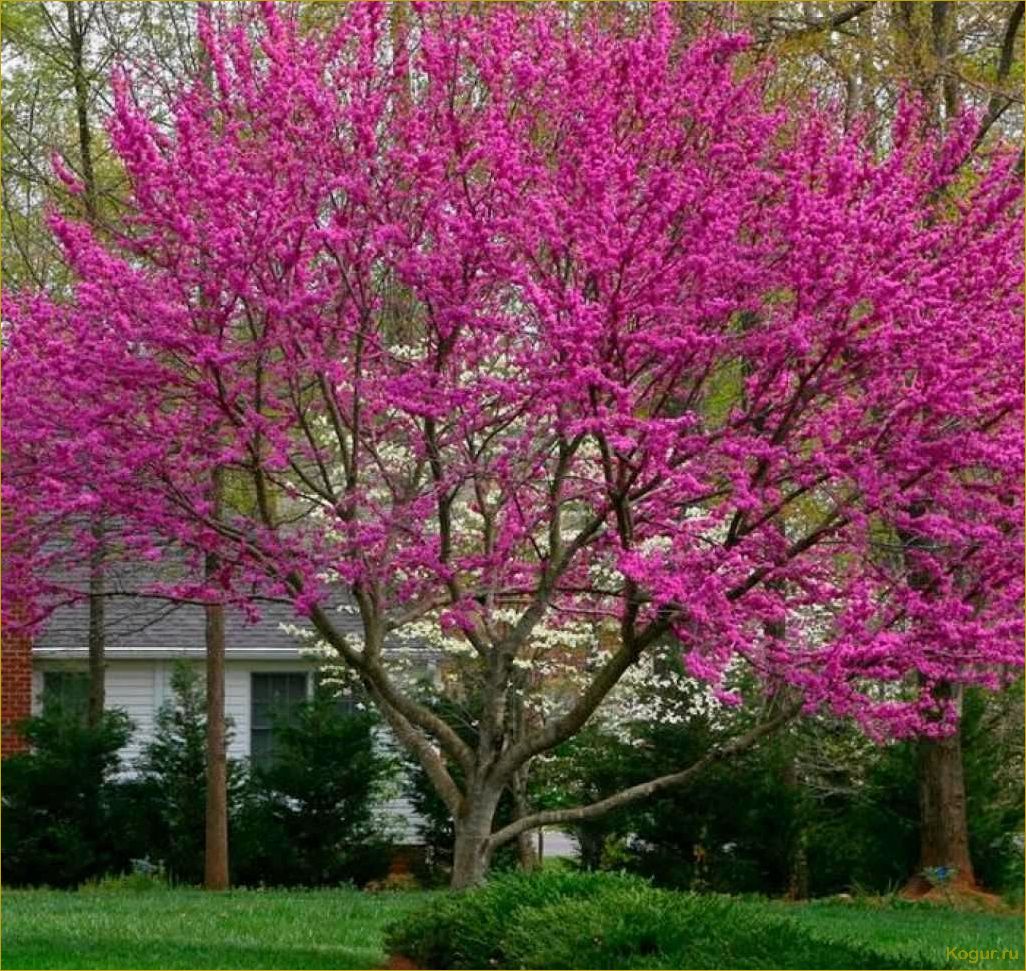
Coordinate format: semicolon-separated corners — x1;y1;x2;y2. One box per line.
2;885;1022;970
772;897;1025;971
1;887;429;970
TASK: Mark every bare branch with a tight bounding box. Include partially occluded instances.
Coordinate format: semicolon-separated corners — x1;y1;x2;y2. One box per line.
973;1;1025;149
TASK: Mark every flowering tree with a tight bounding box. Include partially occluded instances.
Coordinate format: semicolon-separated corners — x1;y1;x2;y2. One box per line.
3;3;1022;888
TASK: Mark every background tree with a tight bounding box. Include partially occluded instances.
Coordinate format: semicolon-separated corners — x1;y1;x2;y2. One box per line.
232;691;395;888
1;1;114;725
2;1;235;888
130;662;241;885
0;705;133;887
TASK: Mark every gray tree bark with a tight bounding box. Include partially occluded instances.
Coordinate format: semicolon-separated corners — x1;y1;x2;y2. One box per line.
66;1;106;729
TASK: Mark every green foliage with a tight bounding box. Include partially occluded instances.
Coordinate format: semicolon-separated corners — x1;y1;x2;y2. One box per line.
799;736;919;895
79;868;170;895
384;870;986;970
8;665;393;889
383;868;647;969
500;887;930;970
1;707;135;887
232;692;395;887
123;663;243;885
961;682;1025;895
541;679;1023;897
998;844;1024;909
537;705;816;894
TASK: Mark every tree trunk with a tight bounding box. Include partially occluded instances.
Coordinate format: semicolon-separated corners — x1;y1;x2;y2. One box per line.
899;502;977;895
451;827;493;890
450;788;501;889
513;771;539;872
68;2;106;729
909;684;975;893
204;469;229;891
86;518;105;727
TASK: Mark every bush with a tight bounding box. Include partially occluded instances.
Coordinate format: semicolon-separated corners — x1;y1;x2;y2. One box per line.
125;662;244;884
79;865;170;894
540;676;1025;898
501;889;939;970
539;715;920;896
961;682;1025;896
538;712;812;894
231;691;395;887
384;868;650;968
1;706;134;887
385;870;951;970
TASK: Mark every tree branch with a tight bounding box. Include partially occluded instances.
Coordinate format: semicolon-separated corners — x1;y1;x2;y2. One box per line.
487;699;802;850
306;600;476;777
973;1;1024;149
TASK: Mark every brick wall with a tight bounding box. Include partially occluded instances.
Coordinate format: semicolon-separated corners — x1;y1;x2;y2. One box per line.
2;613;32;756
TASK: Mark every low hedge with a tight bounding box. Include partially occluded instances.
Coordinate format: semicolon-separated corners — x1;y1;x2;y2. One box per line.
383;869;952;970
500;887;945;969
384;868;647;968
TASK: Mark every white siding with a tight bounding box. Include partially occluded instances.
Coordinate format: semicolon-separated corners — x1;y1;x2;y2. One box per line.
32;661;155;768
31;655;426;841
106;663;156;766
30;668;44;715
146;659;318;760
372;726;423;843
378;792;421;843
225;665;251;760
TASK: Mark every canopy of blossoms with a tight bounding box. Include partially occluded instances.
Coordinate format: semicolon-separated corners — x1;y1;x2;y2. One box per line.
3;2;1022;745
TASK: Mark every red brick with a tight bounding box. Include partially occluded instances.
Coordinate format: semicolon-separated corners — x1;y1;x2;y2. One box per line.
2;602;33;756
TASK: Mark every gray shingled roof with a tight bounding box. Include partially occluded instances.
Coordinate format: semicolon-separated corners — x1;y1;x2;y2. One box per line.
35;558;364;654
35;595;365;653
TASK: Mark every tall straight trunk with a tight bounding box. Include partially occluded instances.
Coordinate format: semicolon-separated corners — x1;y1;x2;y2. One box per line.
204;467;229;891
86;519;105;726
67;2;106;727
66;3;98;217
910;682;975;892
930;2;960;125
900;504;976;893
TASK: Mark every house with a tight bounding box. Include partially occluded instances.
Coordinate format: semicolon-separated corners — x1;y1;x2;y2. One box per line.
1;565;430;841
1;562;580;861
29;595;354;767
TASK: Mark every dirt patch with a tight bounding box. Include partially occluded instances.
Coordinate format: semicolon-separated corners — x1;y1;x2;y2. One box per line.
384;954;419;970
901;881;1011;913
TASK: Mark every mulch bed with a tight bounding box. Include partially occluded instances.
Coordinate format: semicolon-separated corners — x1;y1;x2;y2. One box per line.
384;954;419;970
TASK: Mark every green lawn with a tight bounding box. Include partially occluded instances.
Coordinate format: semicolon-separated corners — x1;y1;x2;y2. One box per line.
1;887;428;970
772;898;1024;971
2;887;1022;970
